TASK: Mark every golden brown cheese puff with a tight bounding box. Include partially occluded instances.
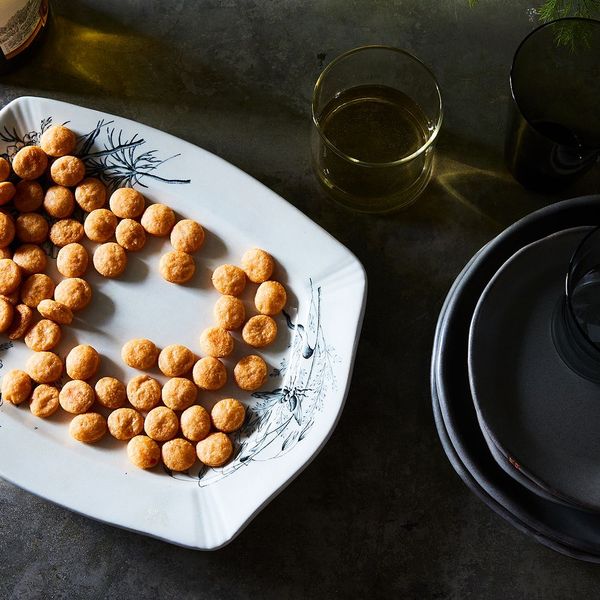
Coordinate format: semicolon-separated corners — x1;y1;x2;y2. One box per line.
29;384;60;418
0;296;13;331
14;180;43;212
241;248;274;284
0;212;15;248
0;289;19;305
121;338;159;370
37;299;73;325
83;208;117;243
107;407;144;441
159;250;195;284
127;435;160;469
180;405;211;442
127;375;162;411
50;155;85;187
43;186;75;218
0;258;21;294
0;181;16;206
20;273;55;308
54;277;92;311
56;243;88;278
213;295;245;330
255;281;287;315
25;351;63;383
162;438;196;471
69;413;107;443
141;203;175;236
49;219;84;247
13;244;47;275
1;369;32;404
192;357;227;391
94;376;126;409
65;344;100;380
234;355;268;391
144;406;179;442
75;177;106;212
24;319;61;351
199;326;234;358
93;242;127;278
242;315;277;348
170;219;204;253
39;125;76;157
59;380;95;414
115;219;146;252
0;156;10;181
161;377;197;411
157;344;195;377
15;213;48;244
211;264;246;296
109;187;145;219
211;398;245;433
7;304;33;339
12;146;48;180
196;432;233;467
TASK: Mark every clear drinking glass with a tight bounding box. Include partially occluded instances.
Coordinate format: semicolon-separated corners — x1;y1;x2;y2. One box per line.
311;45;443;213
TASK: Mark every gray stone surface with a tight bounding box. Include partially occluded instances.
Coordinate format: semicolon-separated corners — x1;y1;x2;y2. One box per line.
1;1;600;598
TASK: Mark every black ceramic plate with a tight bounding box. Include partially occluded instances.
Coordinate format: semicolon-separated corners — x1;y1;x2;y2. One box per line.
469;227;600;511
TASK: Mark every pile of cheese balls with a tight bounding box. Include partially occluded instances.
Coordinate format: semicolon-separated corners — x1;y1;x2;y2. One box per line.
0;123;288;473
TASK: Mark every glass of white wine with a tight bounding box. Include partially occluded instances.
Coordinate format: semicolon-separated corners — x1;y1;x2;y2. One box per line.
311;45;443;213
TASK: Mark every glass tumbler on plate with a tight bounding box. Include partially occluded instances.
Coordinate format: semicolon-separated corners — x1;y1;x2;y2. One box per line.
311;45;443;213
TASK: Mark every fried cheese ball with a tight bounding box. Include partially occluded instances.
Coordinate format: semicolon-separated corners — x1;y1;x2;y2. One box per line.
93;242;127;278
161;377;197;411
211;264;246;296
29;384;60;418
180;405;211;442
170;219;204;253
1;369;32;405
159;250;195;284
43;185;75;218
107;408;144;441
0;181;15;206
20;273;55;307
192;356;227;390
59;380;95;414
15;213;48;244
69;413;107;443
94;376;127;409
199;326;233;358
211;398;245;433
49;218;84;247
234;355;268;391
162;438;196;472
13;244;47;275
109;187;145;219
7;304;33;339
127;435;160;469
121;338;159;370
0;157;10;181
12;146;48;180
13;180;43;211
54;277;92;311
56;243;88;278
241;248;274;283
213;295;245;330
144;406;179;442
255;281;287;315
127;375;161;411
84;208;117;243
75;177;106;212
157;344;195;377
25;351;63;383
0;259;21;294
65;344;100;380
196;432;233;467
141;203;175;236
39;124;77;157
0;212;14;247
37;299;73;325
50;155;85;186
115;218;146;251
24;319;61;351
0;297;13;331
242;315;277;348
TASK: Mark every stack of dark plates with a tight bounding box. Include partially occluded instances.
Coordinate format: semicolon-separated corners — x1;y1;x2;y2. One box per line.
432;195;600;561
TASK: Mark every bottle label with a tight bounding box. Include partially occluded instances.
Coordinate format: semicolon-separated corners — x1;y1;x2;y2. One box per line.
0;0;48;60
